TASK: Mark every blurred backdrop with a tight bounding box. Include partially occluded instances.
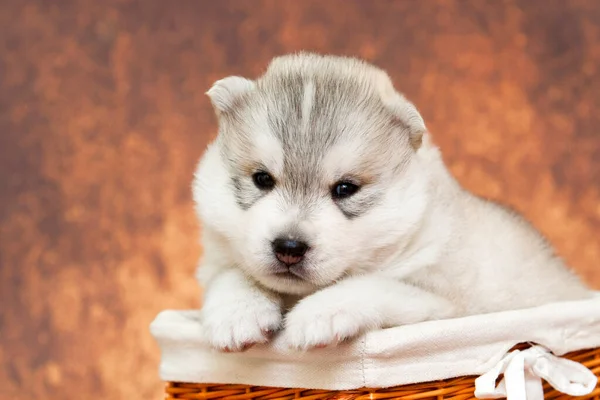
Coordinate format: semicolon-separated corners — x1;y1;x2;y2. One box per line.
1;0;599;399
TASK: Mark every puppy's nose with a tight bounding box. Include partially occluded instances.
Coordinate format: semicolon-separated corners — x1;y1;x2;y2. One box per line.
272;238;309;266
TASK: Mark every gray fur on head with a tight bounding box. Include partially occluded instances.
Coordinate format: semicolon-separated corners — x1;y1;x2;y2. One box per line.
206;52;426;149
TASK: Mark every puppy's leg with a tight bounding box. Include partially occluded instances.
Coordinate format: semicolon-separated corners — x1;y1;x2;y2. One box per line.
200;266;282;352
282;275;455;351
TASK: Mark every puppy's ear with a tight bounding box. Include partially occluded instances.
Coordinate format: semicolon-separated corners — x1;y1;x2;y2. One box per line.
388;93;427;150
206;76;255;115
376;74;427;150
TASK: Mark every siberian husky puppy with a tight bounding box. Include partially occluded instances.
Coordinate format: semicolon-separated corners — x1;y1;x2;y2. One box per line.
192;53;591;352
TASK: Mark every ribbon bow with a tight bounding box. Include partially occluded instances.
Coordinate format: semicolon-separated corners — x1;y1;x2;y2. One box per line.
475;345;596;400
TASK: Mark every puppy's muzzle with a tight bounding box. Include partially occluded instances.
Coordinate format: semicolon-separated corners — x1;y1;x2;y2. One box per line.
271;238;309;266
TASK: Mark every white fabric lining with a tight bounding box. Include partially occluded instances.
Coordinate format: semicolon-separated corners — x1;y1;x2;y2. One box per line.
150;293;600;392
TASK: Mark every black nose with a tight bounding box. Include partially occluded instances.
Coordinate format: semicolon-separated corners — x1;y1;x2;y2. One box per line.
271;238;309;266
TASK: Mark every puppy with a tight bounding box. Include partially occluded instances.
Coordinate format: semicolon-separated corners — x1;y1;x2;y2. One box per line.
192;52;591;352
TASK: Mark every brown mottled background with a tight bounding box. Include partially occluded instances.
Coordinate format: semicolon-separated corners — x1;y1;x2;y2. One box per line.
1;0;599;399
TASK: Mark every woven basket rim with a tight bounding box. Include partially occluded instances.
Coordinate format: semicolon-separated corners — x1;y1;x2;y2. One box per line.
164;346;600;399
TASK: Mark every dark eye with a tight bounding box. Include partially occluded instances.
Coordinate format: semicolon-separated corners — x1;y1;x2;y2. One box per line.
252;171;275;190
332;181;360;199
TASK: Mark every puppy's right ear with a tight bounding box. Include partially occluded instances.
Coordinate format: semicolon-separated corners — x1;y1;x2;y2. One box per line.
206;76;255;115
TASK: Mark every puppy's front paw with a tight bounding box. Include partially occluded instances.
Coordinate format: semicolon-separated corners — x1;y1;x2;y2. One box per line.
202;293;282;352
282;297;361;351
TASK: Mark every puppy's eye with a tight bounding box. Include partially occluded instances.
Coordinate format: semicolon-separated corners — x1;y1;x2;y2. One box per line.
252;171;275;190
332;181;360;199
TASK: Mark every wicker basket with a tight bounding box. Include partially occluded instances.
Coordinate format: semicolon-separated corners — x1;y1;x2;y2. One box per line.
164;347;600;400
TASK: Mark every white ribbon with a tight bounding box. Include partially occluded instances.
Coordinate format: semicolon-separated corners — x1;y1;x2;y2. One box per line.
475;345;597;400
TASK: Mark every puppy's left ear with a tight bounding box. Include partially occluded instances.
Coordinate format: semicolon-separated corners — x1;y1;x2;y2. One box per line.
206;76;255;116
377;76;427;150
386;92;427;150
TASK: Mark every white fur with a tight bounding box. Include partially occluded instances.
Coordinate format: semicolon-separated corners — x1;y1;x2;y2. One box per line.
200;267;282;351
193;53;591;352
282;275;456;349
300;80;315;134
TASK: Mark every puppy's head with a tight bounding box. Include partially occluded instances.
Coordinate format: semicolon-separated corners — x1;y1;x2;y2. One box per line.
194;53;432;295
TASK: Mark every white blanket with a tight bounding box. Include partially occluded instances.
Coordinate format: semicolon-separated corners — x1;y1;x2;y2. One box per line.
150;294;600;397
